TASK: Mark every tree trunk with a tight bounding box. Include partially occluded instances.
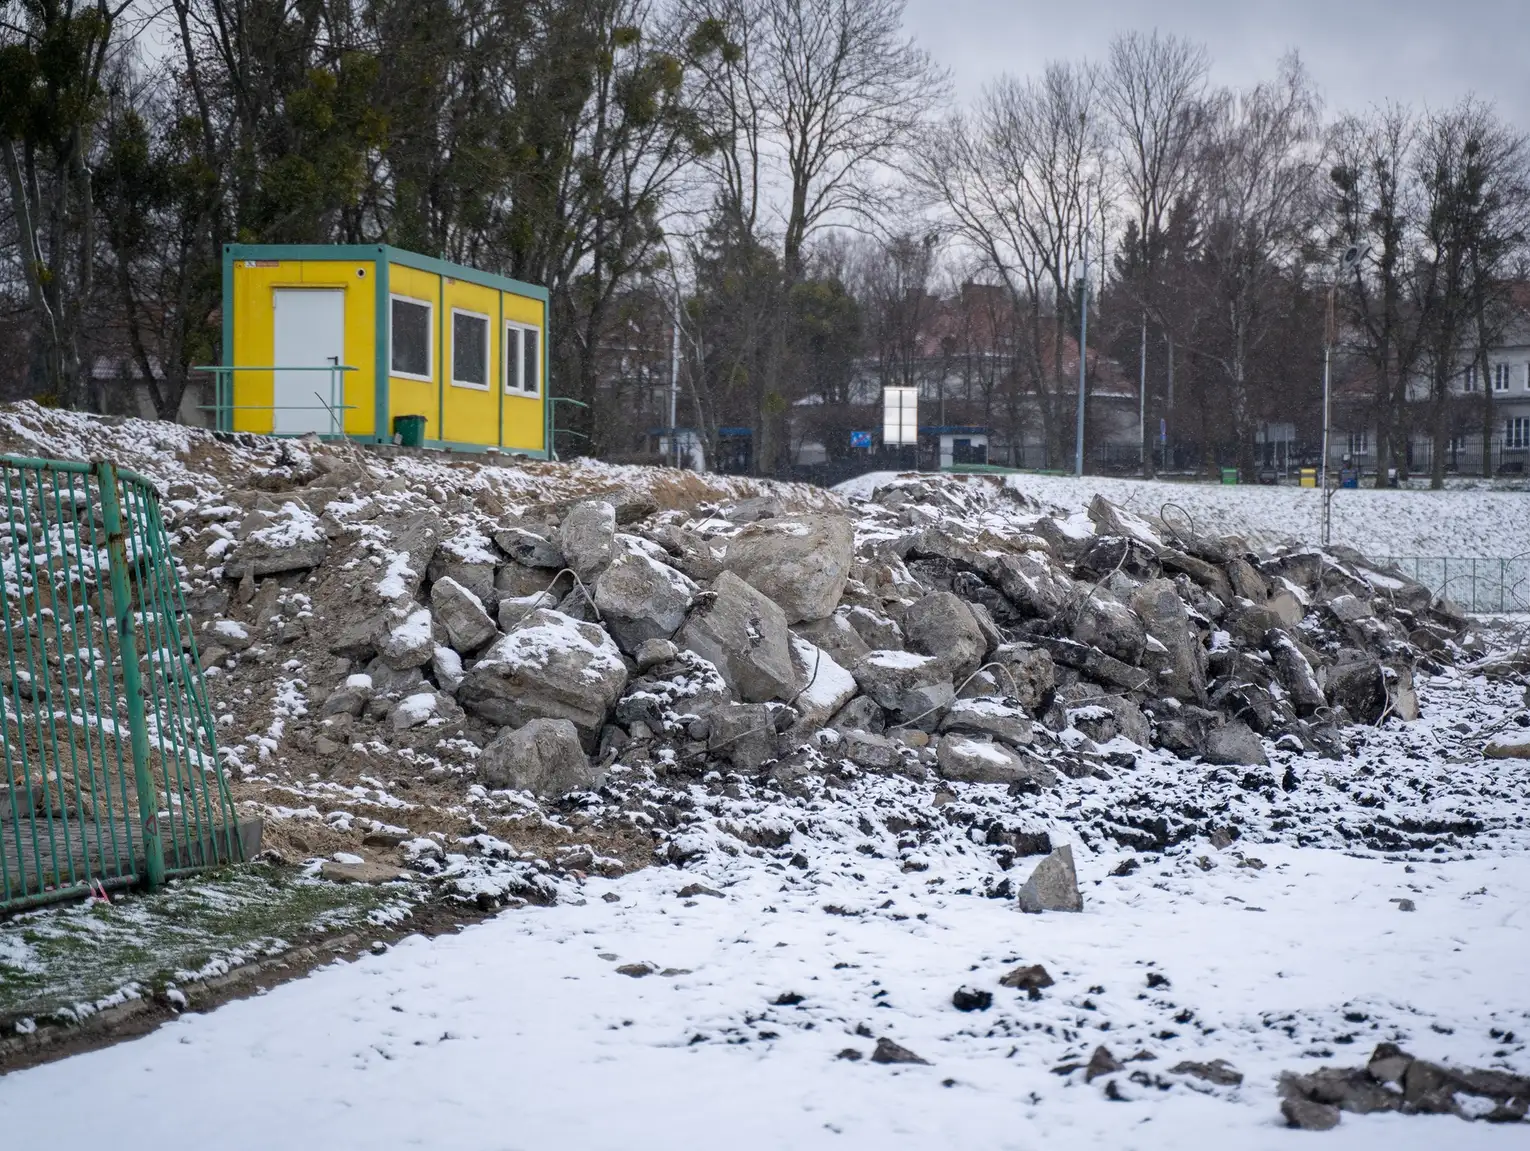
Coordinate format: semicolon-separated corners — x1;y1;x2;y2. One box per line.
1429;370;1449;490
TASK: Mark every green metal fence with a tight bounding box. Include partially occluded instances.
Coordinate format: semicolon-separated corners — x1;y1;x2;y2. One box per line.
0;454;243;914
1382;556;1530;615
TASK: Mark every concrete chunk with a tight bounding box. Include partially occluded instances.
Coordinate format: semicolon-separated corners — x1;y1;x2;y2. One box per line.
1017;845;1082;913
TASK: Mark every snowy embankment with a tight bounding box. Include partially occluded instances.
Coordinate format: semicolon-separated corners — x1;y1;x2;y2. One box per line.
838;471;1530;559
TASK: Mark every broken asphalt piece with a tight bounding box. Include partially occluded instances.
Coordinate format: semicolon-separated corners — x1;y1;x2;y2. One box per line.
773;991;806;1006
1017;845;1083;913
870;1038;930;1065
615;963;656;978
837;1048;863;1062
1171;1059;1244;1087
318;860;410;884
1278;1042;1530;1126
1281;1097;1342;1130
999;964;1055;999
951;987;993;1012
676;883;724;899
1085;1045;1124;1083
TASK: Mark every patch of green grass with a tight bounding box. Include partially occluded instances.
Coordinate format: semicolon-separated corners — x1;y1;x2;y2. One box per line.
0;867;418;1021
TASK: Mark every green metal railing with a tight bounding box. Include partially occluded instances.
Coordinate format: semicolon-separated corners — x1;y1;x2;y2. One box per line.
195;364;357;435
1381;556;1530;615
1;454;242;913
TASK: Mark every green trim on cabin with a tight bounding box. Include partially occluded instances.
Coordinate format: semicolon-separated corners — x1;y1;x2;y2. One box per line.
385;247;550;302
436;274;445;441
225;243;386;262
374;256;390;442
543;298;554;458
219;250;234;432
221;244;550;302
422;438;549;458
497;291;505;448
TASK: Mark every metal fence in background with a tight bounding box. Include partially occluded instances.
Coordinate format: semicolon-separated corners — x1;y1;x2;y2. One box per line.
1;454;244;914
1381;556;1530;615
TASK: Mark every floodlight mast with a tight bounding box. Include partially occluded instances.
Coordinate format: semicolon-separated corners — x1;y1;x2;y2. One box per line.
1323;244;1370;547
1321;291;1333;546
1075;188;1092;478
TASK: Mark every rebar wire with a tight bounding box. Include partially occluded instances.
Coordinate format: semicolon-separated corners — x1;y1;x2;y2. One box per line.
499;566;603;633
888;661;1022;732
1159;501;1196;548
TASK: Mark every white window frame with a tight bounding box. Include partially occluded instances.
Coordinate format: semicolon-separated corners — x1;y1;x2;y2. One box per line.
389;294;434;382
1347;429;1369;455
450;307;492;391
1507;417;1530;450
1493;362;1511;392
1463;364;1477;391
505;321;542;397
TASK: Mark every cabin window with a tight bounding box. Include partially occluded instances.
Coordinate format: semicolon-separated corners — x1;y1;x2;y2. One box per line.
391;297;432;380
451;309;490;389
506;323;540;396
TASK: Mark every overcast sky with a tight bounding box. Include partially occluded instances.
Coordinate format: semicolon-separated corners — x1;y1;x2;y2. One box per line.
904;0;1530;127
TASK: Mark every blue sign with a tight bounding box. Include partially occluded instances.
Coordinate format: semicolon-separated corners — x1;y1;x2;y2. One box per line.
850;430;873;448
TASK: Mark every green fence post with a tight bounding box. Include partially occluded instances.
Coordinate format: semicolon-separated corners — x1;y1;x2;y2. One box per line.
97;460;164;891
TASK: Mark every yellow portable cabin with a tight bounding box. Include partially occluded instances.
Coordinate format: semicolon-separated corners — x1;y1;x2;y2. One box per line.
215;244;549;455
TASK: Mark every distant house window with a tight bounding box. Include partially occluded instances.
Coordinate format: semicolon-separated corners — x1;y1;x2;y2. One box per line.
1493;363;1511;392
391;297;432;380
505;323;540;396
1347;430;1370;455
1507;417;1530;449
1463;364;1477;391
451;309;490;389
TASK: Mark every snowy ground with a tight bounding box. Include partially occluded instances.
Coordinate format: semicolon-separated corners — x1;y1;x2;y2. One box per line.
3;670;1528;1149
837;471;1530;559
2;849;1526;1150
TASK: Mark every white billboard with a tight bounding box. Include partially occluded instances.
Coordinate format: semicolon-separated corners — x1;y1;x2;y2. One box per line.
882;386;919;445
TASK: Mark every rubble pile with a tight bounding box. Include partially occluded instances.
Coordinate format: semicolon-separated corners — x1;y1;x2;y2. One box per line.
133;436;1517;888
205;463;1464;789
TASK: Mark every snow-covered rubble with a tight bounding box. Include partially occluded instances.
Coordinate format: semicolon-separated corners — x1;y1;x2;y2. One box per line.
2;403;1528;1137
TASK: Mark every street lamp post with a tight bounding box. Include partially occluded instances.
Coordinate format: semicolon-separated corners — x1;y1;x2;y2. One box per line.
1323;244;1369;548
1321;323;1332;546
1074;190;1091;478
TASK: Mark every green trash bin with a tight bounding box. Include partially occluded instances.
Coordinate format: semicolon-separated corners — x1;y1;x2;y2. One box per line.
1220;467;1238;485
393;415;427;448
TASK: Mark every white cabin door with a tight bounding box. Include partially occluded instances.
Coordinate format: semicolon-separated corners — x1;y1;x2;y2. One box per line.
272;289;345;434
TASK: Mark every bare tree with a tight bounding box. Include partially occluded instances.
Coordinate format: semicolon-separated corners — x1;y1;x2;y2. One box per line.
850;229;939;395
1415;99;1530;487
676;0;769;239
1193;54;1321;479
1101;29;1210;473
1328;104;1431;485
677;0;944;471
760;0;947;274
912;60;1107;466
